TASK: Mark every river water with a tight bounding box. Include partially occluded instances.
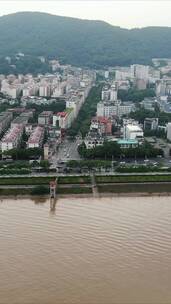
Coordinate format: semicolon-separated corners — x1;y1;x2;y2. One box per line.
0;196;171;304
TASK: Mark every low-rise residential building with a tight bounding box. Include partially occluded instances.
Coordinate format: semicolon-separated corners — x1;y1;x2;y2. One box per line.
141;98;157;111
27;126;44;148
11;115;29;127
97;100;134;118
38;111;53;125
90;117;112;136
97;101;118;117
123;122;144;141
84;132;104;149
1;124;23;152
117;102;135;117
53;108;74;130
144;118;159;131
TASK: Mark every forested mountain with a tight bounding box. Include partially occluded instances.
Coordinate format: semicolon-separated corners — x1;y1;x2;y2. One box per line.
1;12;171;67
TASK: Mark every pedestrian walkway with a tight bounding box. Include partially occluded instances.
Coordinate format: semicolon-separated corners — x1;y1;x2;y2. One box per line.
90;173;99;198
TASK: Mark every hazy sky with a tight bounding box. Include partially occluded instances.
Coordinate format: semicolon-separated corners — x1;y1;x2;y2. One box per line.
1;1;171;29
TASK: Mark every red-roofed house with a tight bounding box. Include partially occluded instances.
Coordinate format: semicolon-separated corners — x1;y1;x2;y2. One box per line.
90;116;112;135
1;124;24;152
27;126;45;148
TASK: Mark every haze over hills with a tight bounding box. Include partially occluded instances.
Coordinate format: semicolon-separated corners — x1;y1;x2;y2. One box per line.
1;12;171;67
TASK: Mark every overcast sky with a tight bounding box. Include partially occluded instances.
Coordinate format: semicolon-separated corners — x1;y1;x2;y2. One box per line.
1;1;171;29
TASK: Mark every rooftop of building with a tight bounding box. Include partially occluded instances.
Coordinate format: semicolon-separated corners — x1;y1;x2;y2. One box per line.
27;126;44;144
1;124;23;143
39;111;53;116
144;117;159;122
92;116;111;124
126;124;143;131
0;111;12;122
56;112;67;117
8;108;25;113
117;139;138;145
162;103;171;113
12;116;29;124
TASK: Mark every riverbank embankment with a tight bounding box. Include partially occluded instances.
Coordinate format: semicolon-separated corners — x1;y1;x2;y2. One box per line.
1;174;171;197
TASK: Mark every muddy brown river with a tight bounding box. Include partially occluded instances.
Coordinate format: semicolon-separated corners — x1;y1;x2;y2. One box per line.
0;196;171;304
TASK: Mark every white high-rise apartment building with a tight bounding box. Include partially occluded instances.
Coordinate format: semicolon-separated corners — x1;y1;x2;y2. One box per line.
97;101;117;117
167;123;171;141
66;100;79;118
131;64;149;81
39;85;51;97
115;68;132;81
101;87;110;101
110;85;117;101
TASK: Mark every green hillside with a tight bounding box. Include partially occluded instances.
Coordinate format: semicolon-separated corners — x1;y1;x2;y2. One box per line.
0;12;171;67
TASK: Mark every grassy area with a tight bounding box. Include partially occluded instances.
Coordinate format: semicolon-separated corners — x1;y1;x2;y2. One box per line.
0;188;32;196
57;186;92;194
1;174;171;186
0;185;92;196
0;176;91;186
0;177;53;185
96;175;171;183
58;176;91;184
98;183;171;193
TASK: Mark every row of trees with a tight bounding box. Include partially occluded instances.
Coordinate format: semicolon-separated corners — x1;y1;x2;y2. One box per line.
78;141;163;160
3;148;43;160
144;129;166;139
116;166;169;173
130;108;171;125
67;84;103;138
67;160;111;169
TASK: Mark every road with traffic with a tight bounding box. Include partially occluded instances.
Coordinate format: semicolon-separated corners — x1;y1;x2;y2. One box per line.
50;137;82;168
